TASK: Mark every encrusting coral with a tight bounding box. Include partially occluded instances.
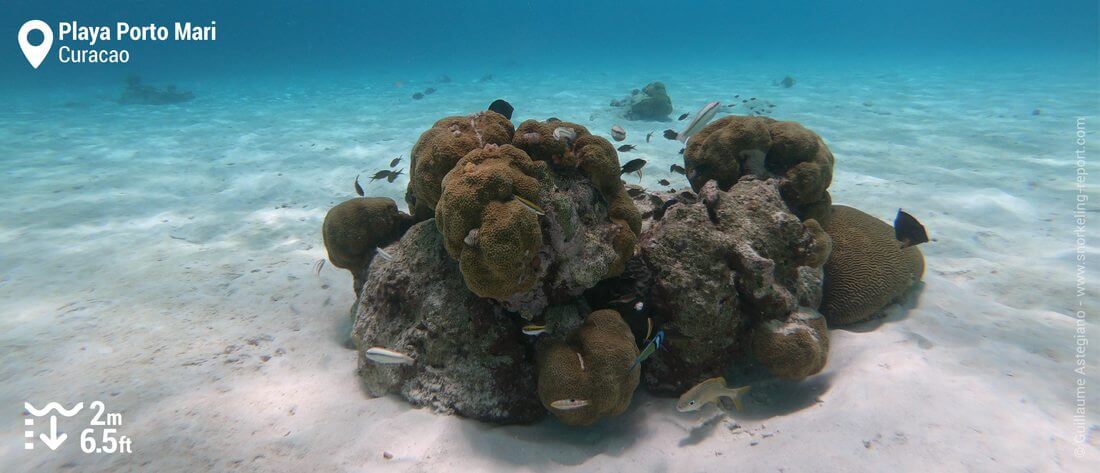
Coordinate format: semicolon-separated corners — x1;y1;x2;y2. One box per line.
682;115;835;225
435;143;550;299
322;197;414;295
820;205;925;325
536;309;640;426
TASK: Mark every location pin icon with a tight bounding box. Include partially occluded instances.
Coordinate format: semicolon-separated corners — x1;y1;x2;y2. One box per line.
18;20;53;69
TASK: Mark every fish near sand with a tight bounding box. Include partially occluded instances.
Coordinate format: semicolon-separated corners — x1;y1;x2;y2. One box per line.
369;170;392;182
412;92;424;100
678;113;689;120
387;168;405;183
390;156;402;168
646;131;654;143
617;144;636;152
514;195;545;216
550;399;589;410
894;209;929;248
628;330;664;370
658;179;670;186
663;129;679;140
488;99;514;119
676;377;751;414
364;347;415;365
354;174;364;196
677;101;721;143
611;125;627;142
620;158;647;178
670;164;686;175
424;87;437;95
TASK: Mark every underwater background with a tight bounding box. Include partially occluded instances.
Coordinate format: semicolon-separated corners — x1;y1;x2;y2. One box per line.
1;0;1098;471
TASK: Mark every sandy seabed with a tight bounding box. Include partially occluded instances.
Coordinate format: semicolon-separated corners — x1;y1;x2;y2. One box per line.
1;58;1098;472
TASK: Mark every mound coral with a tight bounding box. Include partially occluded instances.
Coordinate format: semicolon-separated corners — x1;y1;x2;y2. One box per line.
682;115;835;224
750;307;829;379
621;81;673;121
639;179;831;393
406;111;515;216
536;309;640;426
820;205;925;325
322;197;414;295
435;144;550;299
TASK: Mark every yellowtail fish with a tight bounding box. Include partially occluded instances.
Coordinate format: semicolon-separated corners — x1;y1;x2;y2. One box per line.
677;101;721;143
676;377;751;413
522;324;547;336
513;195;545;216
364;347;415;365
550;399;589;410
375;247;394;261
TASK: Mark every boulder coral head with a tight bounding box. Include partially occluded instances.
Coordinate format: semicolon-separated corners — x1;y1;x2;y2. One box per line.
820;205;925;326
536;309;640;426
435;144;550;300
682;115;835;224
639;178;832;393
750;306;829;379
623;81;673;121
322;197;414;295
406;111;515;218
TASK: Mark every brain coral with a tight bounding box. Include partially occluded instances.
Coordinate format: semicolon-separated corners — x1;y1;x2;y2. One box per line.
536;309;640;426
820;205;925;325
750;307;829;379
682;116;835;224
322;197;414;295
406;111;515;216
434;144;550;299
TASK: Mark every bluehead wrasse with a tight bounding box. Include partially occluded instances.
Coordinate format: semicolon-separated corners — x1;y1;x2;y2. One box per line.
550;399;589;410
375;248;394;261
522;324;547;336
514;195;545;216
677;101;721;143
364;347;415;365
628;330;664;370
676;377;751;413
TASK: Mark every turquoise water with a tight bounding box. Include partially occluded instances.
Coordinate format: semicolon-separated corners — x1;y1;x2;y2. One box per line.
1;2;1098;472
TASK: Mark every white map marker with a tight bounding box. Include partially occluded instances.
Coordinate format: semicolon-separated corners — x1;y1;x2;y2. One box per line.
18;20;53;69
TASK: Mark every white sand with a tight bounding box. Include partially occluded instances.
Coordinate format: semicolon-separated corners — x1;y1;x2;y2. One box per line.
1;59;1098;471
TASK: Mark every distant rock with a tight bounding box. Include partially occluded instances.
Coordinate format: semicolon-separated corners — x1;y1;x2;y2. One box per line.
117;74;194;105
613;81;673;121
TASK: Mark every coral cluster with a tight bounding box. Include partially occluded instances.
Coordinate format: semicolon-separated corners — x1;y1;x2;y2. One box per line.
682;115;835;225
611;82;673;121
323;105;925;427
820;205;925;325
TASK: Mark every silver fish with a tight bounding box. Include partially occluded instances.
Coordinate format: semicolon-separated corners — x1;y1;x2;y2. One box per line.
677;377;750;413
610;125;627;141
375;247;394;261
550;399;589;410
364;347;415;365
677;101;721;143
522;324;547;336
553;126;577;144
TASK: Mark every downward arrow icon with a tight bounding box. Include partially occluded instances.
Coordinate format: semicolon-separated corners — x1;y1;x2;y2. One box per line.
39;416;66;450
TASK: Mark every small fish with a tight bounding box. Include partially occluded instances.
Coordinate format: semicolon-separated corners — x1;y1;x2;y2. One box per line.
670;164;686;175
894;209;929;248
634;301;644;312
678;101;721;143
678;113;689;120
364;347;415;365
658;179;670;186
354;174;365;196
610;125;627;142
621;158;647;176
577;353;586;371
313;259;326;275
522;324;547;336
369;170;392;182
424;87;437;95
390;156;402;167
387;168;405;183
676;377;751;414
488;99;514;119
678;148;684;155
514;195;545;216
663;129;679;140
550;399;589;410
628;330;664;370
412;92;424;100
553;126;577;144
375;247;394;261
646;131;654;143
617;144;636;152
